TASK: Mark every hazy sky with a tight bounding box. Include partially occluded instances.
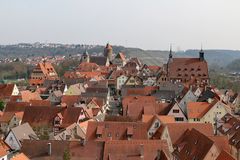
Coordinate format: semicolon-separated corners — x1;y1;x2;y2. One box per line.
1;0;240;50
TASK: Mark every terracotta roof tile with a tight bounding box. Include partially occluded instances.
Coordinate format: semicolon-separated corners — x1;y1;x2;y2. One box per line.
11;153;30;160
103;140;170;160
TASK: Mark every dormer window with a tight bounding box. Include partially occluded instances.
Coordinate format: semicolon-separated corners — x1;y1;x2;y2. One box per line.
191;68;194;71
184;68;187;71
177;68;181;71
197;68;201;71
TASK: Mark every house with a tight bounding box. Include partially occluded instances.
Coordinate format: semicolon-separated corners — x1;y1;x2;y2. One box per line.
160;123;214;153
0;84;19;101
53;123;86;141
103;140;170;160
64;83;85;95
187;98;228;124
10;153;30;160
166;48;209;85
123;61;140;75
121;85;158;97
77;62;99;72
124;75;143;86
0;140;10;160
217;113;240;159
142;115;175;139
81;87;110;105
152;90;176;103
167;87;198;122
167;102;188;122
22;106;92;136
86;121;148;141
29;61;59;86
4;123;38;150
61;95;81;107
20;90;42;102
116;74;128;90
48;90;63;105
172;128;225;160
0;111;24;133
122;96;156;117
21;140;104;160
112;52;126;67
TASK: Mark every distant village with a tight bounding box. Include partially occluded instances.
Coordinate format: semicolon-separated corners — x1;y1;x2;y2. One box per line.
0;43;239;160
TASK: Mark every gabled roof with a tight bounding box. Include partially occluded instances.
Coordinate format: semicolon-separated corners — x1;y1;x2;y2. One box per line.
103;140;170;160
187;99;218;119
168;58;209;80
0;84;15;99
172;128;214;160
61;95;81;107
4;102;30;112
90;56;108;66
165;123;214;145
86;121;148;141
10;123;38;142
216;150;235;160
22;106;64;127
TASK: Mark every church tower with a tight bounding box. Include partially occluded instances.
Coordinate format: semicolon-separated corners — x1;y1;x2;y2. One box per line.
104;43;113;61
81;49;90;63
199;47;205;61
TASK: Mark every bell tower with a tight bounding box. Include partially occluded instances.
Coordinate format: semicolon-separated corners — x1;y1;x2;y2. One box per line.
104;43;113;61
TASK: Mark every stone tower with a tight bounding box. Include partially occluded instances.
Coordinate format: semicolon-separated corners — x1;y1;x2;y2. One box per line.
104;43;113;61
81;49;90;63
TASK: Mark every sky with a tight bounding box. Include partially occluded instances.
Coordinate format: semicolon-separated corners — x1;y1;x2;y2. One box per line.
0;0;240;50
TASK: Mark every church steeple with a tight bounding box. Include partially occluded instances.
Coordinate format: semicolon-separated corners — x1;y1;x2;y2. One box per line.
104;43;113;61
169;44;173;59
199;45;204;61
81;49;89;62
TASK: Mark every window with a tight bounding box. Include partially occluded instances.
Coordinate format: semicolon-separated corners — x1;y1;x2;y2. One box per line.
154;122;160;128
175;117;184;121
173;109;179;113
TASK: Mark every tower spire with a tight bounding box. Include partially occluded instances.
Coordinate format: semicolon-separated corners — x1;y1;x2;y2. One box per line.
169;44;173;59
199;44;204;61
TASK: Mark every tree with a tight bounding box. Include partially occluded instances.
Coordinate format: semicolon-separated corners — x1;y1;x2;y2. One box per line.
0;100;5;111
63;149;71;160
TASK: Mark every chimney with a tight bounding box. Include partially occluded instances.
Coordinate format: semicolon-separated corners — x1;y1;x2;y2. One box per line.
214;114;218;136
48;143;52;156
140;144;144;159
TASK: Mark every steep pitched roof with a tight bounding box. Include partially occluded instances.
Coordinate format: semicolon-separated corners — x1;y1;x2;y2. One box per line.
86;121;148;141
10;123;38;142
22;106;64;127
103;140;170;160
90;56;108;66
168;58;209;81
21;140;104;160
216;150;235;160
172;128;214;160
61;95;81;107
165;123;214;145
0;84;15;99
187;100;218;119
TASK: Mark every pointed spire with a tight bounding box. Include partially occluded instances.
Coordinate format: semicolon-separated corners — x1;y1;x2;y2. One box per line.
199;44;204;61
169;44;173;59
83;49;89;56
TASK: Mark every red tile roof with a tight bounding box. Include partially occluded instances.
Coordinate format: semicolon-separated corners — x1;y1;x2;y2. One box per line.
216;150;235;160
168;58;209;82
103;140;170;160
86;121;148;141
172;128;214;160
0;84;15;99
165;123;214;145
